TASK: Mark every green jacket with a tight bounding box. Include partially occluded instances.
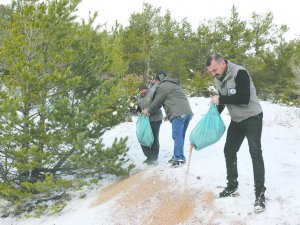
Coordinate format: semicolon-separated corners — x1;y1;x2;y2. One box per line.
138;85;163;122
148;77;193;120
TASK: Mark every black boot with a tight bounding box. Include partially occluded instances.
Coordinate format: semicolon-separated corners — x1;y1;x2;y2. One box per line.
168;156;174;164
171;159;186;168
254;187;266;213
143;158;158;166
219;182;239;198
143;158;151;164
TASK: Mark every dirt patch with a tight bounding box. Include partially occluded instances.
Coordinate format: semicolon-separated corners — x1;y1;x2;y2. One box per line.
90;171;145;207
91;168;226;225
200;191;215;208
110;172;176;224
144;192;196;225
91;169;200;224
118;174;171;207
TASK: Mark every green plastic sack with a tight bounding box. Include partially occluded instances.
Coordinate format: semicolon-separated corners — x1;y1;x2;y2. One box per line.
189;102;226;150
136;115;154;147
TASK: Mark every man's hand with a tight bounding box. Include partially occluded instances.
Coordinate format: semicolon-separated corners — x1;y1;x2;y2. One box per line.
142;108;150;116
211;95;220;105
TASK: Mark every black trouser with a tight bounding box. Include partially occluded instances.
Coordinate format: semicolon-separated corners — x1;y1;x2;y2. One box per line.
224;112;265;195
141;120;162;160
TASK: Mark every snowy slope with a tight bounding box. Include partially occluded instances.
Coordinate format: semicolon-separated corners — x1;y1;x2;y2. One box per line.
1;97;300;225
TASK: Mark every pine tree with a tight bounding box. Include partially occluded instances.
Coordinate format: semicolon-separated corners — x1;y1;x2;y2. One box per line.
0;0;133;216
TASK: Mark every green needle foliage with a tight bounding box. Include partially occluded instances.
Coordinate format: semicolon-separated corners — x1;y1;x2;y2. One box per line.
0;0;133;216
1;0;300;218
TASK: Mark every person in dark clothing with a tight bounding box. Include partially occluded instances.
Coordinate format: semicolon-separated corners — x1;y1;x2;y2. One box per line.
137;82;163;165
206;54;266;213
142;71;193;168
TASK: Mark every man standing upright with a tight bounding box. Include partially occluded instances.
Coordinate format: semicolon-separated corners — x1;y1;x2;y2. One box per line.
143;71;193;168
206;54;266;213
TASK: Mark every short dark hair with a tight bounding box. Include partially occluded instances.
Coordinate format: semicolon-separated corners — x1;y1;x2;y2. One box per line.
206;54;224;66
155;70;167;81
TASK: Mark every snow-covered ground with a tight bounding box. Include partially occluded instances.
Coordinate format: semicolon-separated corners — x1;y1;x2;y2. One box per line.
1;97;300;225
